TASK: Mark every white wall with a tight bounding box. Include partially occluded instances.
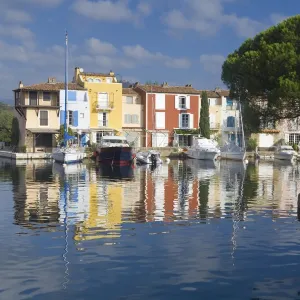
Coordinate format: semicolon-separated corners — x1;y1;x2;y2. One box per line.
59;90;90;131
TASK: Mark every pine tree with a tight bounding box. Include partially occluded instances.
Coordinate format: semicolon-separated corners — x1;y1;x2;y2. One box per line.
199;91;210;139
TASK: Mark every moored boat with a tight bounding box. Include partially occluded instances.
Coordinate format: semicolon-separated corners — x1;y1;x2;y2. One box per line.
136;150;163;165
186;136;220;161
274;145;297;161
95;135;135;166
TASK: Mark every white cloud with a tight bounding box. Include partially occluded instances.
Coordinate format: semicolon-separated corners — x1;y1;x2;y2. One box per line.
19;0;64;7
0;25;35;44
122;44;190;68
270;13;289;25
5;9;32;23
163;0;264;38
72;0;133;22
86;37;117;55
199;54;225;75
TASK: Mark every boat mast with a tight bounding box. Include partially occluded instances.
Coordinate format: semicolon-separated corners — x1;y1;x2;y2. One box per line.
64;31;68;146
234;106;238;146
239;99;246;151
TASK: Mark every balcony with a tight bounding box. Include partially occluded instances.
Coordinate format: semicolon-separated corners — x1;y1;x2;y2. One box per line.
15;98;59;108
95;101;114;111
210;122;220;130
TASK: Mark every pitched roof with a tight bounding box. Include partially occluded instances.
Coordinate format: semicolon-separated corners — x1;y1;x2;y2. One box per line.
122;88;138;95
135;84;200;94
197;90;230;97
13;82;86;92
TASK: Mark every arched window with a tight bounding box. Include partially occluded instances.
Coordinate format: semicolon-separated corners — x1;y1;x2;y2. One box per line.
87;78;93;82
94;78;101;83
227;116;235;127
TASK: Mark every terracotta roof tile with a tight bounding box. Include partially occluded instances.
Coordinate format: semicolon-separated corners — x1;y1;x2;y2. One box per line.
13;82;86;92
122;88;138;95
135;84;200;94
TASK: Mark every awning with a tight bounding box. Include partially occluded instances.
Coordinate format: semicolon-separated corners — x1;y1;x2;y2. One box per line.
27;128;59;134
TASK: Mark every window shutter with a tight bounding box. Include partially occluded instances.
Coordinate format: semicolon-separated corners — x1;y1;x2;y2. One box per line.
73;111;78;127
98;113;103;126
155;112;165;129
155;94;165;110
186;96;190;109
106;112;109;127
60;110;65;125
175;95;179;109
285;133;289;143
189;114;194;128
68;91;77;101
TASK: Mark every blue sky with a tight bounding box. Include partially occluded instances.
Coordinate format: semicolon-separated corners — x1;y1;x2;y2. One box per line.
0;0;299;103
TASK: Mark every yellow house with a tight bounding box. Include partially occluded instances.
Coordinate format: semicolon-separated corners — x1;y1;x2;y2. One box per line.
74;67;122;144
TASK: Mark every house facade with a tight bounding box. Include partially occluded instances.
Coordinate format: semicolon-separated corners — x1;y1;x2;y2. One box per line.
134;83;200;147
73;67;122;144
59;89;90;146
14;78;85;152
122;88;144;147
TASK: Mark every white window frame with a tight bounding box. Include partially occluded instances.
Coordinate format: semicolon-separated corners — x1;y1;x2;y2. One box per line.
98;112;108;127
181;113;190;128
179;96;187;109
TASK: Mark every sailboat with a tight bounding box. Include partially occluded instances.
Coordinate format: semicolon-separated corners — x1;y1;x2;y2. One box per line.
52;32;85;164
220;100;246;161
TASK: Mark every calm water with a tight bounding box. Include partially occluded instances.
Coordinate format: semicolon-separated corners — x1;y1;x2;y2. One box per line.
1;158;300;300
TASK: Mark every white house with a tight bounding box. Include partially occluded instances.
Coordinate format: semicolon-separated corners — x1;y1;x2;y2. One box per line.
59;89;90;145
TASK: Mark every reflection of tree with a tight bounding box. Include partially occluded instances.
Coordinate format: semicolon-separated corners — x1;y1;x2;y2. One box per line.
199;179;210;220
241;163;259;211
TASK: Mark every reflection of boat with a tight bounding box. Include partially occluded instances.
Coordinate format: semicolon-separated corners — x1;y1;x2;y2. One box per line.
136;150;163;165
95;136;135;166
52;162;86;177
97;164;134;180
186;136;220;160
274;145;297;161
185;158;219;179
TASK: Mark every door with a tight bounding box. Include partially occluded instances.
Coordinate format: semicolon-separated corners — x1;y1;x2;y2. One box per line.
152;133;168;147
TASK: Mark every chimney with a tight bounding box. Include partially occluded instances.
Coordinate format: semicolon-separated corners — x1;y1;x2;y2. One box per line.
19;81;23;88
134;82;139;87
74;67;81;83
162;82;168;87
109;70;114;76
48;77;56;84
215;87;221;93
185;84;192;87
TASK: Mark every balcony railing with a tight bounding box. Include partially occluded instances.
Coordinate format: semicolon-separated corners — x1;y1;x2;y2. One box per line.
15;99;59;107
96;101;114;110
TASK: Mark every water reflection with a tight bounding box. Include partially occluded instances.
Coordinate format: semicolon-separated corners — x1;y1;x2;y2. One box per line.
2;158;300;299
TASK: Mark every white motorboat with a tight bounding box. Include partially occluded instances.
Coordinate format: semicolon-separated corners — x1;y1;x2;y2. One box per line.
274;145;297;161
220;142;246;161
186;136;220;161
136;150;163;165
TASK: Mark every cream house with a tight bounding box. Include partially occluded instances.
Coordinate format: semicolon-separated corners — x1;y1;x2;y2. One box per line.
122;88;144;147
14;78;86;152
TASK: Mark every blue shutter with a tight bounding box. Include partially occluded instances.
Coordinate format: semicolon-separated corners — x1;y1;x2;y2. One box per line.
227;116;235;127
73;111;78;127
68;91;77;101
226;97;233;106
60;110;65;125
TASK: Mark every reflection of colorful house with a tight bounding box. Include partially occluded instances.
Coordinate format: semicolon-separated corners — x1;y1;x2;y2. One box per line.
74;68;122;144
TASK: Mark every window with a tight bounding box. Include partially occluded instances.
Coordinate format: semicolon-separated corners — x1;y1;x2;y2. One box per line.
68;110;73;125
29;91;37;106
80;113;84;118
155;112;165;129
179;96;186;109
226;97;233;106
98;112;107;127
94;78;101;83
68;91;76;101
178;135;189;147
96;132;102;143
181;114;190;128
98;93;109;108
40;110;48;126
106;78;112;83
289;134;300;145
43;92;51;101
124;114;139;124
227;116;235;127
155;94;165;110
126;96;133;104
209;98;216;106
87;78;93;82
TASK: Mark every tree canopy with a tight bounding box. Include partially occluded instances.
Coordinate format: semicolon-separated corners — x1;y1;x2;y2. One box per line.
199;91;210;138
0;102;14;143
222;15;300;130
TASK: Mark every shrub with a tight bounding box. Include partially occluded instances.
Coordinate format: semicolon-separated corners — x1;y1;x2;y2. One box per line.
247;138;257;151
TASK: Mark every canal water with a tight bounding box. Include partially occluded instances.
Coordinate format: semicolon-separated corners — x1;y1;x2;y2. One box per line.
1;158;300;300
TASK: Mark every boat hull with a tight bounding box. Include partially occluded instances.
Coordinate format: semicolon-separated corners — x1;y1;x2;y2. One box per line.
220;151;246;161
96;147;134;166
52;151;84;164
186;149;220;160
274;152;295;161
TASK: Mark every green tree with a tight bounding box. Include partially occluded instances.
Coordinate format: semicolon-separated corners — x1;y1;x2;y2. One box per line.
0;102;14;143
11;117;20;147
199;91;210;138
221;15;300;131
